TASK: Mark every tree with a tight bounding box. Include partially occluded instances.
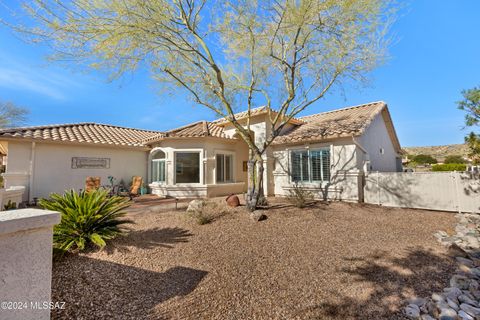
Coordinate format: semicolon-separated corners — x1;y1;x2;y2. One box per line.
444;155;466;164
411;154;437;165
458;86;480;163
0;101;28;128
8;0;393;211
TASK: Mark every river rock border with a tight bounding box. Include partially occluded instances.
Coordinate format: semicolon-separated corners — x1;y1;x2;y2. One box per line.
404;213;480;320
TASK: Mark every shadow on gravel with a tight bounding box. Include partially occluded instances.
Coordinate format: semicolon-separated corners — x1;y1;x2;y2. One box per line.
52;257;207;320
106;227;193;253
293;248;455;320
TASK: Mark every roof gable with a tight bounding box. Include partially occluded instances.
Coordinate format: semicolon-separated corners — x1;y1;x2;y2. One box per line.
213;106;303;126
273;101;401;152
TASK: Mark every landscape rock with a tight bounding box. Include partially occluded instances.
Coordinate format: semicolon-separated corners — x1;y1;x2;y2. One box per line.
444;287;462;300
409;297;427;307
432;293;445;302
225;194;240;207
459;294;479;307
186;199;206;213
460;303;480;317
404;212;480;320
446;298;459;310
250;211;267;222
405;304;421;319
458;310;474;320
451;275;470;290
438;307;457;320
457;257;475;267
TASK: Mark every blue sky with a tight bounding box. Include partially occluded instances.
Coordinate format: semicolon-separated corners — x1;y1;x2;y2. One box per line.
0;1;479;147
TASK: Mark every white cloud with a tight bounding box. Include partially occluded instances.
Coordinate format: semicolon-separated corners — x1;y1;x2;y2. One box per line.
0;52;84;100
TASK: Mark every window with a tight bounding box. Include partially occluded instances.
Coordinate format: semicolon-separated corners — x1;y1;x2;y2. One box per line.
175;152;200;183
291;150;309;182
290;149;330;182
216;154;233;183
151;151;166;183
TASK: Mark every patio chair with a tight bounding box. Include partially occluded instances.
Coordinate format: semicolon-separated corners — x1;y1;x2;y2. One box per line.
129;176;143;199
85;177;101;193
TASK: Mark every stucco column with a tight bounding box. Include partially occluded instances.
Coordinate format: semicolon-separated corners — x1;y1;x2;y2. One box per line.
0;209;61;320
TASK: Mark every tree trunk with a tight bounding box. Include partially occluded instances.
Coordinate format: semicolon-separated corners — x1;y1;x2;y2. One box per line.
246;153;265;212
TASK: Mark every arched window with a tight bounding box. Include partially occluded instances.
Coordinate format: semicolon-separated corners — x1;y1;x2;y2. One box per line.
151;150;166;183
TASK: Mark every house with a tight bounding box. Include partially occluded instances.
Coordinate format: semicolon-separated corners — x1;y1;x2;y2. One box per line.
0;101;402;204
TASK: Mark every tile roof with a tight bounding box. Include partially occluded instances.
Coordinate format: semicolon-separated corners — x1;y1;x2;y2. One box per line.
142;121;234;144
0;101;400;151
273;101;388;145
213;106;303;125
0;123;160;148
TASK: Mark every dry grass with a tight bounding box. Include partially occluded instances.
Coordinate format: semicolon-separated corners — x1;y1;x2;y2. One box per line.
51;199;456;320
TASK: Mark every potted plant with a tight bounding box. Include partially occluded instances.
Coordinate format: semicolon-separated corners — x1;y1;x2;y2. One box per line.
140;183;147;195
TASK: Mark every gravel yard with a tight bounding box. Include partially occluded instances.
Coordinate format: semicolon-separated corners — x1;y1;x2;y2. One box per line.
52;200;456;320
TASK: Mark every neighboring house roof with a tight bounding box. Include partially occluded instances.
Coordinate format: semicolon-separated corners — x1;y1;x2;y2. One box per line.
142;120;234;144
213;106;304;126
0;123;161;148
273;101;401;152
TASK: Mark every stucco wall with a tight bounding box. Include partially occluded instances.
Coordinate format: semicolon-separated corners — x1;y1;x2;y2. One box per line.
0;209;61;320
272;139;363;201
222;114;276;195
4;140;148;200
357;111;401;172
148;138;249;198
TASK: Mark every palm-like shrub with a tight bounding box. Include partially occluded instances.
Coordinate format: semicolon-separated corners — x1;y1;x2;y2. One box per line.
40;189;132;252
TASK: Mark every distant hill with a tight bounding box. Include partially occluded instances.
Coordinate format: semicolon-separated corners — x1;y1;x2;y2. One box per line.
403;144;469;162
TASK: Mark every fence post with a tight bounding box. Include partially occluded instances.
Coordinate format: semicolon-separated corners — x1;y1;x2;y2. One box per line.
453;171;461;214
376;171;381;206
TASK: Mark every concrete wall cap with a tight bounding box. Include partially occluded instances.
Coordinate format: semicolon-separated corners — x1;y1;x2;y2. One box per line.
0;209;61;235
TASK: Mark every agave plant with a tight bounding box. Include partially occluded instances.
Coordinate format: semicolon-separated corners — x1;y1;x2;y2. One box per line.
40;189;132;252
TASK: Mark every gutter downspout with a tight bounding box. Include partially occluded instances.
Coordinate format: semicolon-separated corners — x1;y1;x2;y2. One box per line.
28;142;36;203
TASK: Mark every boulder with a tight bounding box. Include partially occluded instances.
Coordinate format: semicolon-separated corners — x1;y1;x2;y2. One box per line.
226;194;240;207
187;199;206;213
250;211;267;222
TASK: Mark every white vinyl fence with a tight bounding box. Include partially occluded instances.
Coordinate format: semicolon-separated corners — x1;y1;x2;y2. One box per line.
364;171;480;213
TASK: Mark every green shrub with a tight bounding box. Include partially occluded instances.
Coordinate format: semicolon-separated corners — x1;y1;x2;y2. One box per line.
444;155;466;164
40;189;132;252
286;184;314;208
432;163;467;172
412;154;438;164
187;200;230;225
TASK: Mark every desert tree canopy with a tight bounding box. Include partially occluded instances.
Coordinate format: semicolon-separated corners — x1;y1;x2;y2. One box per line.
5;0;394;209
